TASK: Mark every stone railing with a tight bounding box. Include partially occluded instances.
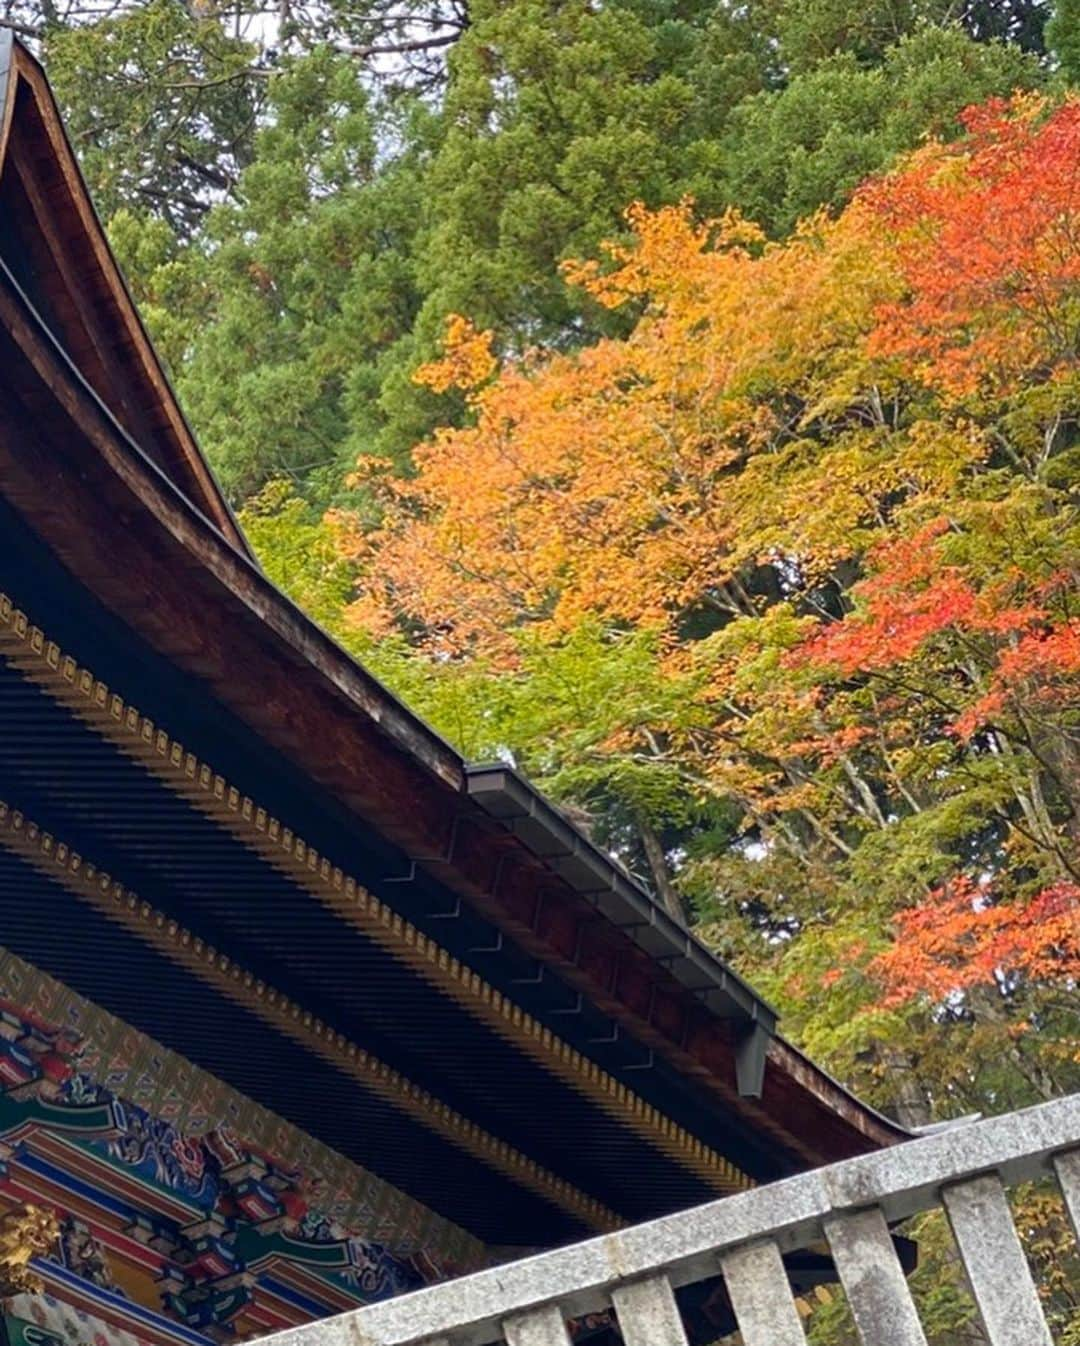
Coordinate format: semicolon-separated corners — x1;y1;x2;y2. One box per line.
261;1094;1080;1346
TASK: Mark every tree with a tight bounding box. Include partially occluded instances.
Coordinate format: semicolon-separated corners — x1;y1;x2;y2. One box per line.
1047;0;1080;81
866;95;1080;395
41;0;267;237
772;0;1049;72
716;26;1042;234
4;0;466;287
362;0;770;461
380;8;1044;462
20;0;1053;501
46;14;1074;1334
166;49;435;502
339;100;1080;1136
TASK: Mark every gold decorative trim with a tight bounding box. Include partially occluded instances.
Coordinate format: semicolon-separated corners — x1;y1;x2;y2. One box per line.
0;596;750;1194
0;801;622;1234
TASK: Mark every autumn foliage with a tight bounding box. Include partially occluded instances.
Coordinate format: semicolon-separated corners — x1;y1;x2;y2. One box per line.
333;98;1080;1134
349;202;906;646
874;876;1080;1006
867;96;1080;396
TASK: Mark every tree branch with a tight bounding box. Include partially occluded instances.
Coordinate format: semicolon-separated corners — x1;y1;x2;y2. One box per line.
332;29;460;58
0;15;42;38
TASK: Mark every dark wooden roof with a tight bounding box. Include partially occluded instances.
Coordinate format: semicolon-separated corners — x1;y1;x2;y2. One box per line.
0;32;250;557
0;31;910;1245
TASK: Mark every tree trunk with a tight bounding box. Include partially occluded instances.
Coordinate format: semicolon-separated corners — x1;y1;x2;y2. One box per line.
637;815;688;925
876;1045;933;1129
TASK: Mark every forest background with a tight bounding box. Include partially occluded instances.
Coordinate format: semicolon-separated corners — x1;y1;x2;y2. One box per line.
6;0;1080;1338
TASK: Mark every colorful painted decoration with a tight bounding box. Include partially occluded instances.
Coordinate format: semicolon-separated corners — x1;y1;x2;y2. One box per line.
0;954;471;1345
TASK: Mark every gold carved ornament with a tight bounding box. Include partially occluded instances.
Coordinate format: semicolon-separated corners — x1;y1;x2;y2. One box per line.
0;1205;61;1297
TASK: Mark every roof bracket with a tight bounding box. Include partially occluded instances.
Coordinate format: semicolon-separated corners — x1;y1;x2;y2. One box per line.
468;930;503;955
426;895;462;920
511;962;545;986
587;1022;619;1046
383;861;417;884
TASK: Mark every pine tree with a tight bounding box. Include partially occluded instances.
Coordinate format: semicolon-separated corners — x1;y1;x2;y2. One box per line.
1048;0;1080;81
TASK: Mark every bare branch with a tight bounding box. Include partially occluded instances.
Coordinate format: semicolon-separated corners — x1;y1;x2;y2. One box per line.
332;29;459;58
0;15;43;37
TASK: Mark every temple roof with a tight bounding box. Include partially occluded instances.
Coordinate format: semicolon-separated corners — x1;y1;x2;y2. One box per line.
0;30;909;1252
0;32;250;557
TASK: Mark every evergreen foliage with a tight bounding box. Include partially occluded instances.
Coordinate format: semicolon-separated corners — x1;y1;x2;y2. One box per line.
1049;0;1080;82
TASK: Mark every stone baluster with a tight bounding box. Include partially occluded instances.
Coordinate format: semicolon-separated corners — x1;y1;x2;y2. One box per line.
612;1272;689;1346
720;1238;808;1346
942;1174;1054;1346
824;1207;928;1346
504;1304;574;1346
1054;1148;1080;1239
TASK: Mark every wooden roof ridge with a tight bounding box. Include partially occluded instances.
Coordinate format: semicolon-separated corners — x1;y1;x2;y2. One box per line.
0;32;252;559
